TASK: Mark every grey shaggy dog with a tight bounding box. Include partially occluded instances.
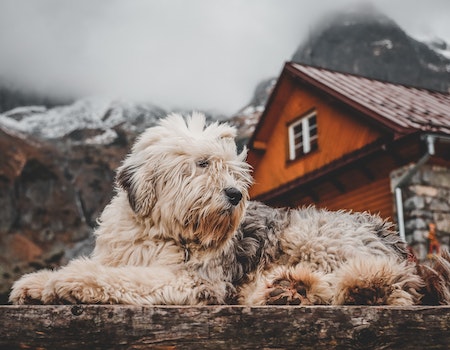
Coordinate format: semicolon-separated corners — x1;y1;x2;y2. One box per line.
9;113;450;306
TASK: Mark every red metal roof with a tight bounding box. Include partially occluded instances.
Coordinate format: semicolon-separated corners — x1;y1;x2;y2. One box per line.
289;63;450;135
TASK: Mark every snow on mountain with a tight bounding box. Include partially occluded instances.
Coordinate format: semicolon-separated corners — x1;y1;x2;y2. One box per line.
3;105;48;120
414;35;450;72
0;98;167;143
230;77;277;149
414;35;450;57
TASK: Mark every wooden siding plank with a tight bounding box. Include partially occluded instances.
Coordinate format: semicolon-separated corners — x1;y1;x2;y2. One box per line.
319;178;394;220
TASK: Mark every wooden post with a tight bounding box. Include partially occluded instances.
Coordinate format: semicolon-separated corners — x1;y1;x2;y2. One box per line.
1;305;450;349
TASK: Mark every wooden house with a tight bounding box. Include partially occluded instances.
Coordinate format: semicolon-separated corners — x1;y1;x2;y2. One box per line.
247;62;450;259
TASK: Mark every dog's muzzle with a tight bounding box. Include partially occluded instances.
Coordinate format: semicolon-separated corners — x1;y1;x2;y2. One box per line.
224;187;243;206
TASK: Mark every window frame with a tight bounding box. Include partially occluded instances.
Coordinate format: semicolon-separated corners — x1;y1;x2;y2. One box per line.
287;110;318;161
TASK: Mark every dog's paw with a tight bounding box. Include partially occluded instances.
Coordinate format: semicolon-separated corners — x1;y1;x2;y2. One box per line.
196;283;226;305
266;278;311;305
332;256;421;305
336;282;391;305
264;266;332;306
336;280;419;306
9;270;53;305
42;276;110;304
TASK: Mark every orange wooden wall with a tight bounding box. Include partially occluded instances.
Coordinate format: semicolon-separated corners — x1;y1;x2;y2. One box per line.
249;82;383;198
308;177;395;220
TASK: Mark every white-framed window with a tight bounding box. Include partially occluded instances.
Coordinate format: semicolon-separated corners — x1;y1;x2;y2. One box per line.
288;111;318;161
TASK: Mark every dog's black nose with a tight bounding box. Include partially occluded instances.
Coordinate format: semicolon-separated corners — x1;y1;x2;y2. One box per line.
224;187;243;206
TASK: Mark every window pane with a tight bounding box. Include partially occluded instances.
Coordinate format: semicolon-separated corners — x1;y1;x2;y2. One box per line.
294;142;303;150
310;138;318;152
293;125;303;135
288;112;318;160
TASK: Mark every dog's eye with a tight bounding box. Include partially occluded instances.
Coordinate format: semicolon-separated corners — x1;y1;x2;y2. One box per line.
197;159;209;168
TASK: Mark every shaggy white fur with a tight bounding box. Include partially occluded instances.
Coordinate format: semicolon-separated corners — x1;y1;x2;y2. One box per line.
9;113;450;306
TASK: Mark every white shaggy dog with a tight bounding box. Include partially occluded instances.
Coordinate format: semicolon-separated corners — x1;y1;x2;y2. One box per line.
9;113;450;306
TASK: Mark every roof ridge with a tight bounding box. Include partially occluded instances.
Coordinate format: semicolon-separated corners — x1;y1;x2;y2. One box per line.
289;62;450;95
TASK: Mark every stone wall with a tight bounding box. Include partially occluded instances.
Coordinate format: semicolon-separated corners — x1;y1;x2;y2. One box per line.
391;164;450;261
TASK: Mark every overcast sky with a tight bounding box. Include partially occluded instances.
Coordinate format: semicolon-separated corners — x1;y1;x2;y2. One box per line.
0;0;449;115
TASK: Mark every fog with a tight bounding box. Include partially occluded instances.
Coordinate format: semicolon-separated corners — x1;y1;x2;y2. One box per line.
0;0;449;114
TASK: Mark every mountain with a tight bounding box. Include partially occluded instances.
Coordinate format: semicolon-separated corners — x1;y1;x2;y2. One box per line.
292;5;450;92
230;77;277;151
0;98;168;141
232;5;450;145
0;84;70;113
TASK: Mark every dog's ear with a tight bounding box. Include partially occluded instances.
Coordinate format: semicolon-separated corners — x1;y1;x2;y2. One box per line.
116;161;156;217
116;163;138;211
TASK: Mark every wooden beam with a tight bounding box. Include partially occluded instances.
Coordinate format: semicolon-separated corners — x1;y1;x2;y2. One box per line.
359;163;376;181
251;140;267;151
330;178;346;193
1;305;449;349
304;188;320;202
387;147;407;166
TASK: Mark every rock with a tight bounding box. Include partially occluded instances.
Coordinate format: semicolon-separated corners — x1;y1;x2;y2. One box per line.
430;198;450;212
292;4;450;93
433;213;450;233
0;122;130;303
404;196;425;210
411;243;427;261
409;185;438;198
7;234;43;262
230;78;276;150
412;230;427;244
405;218;427;231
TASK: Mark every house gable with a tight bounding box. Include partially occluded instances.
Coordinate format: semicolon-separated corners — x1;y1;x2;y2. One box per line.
248;72;388;199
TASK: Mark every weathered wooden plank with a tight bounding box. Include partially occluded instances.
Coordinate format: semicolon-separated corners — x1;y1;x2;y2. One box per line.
0;305;449;349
